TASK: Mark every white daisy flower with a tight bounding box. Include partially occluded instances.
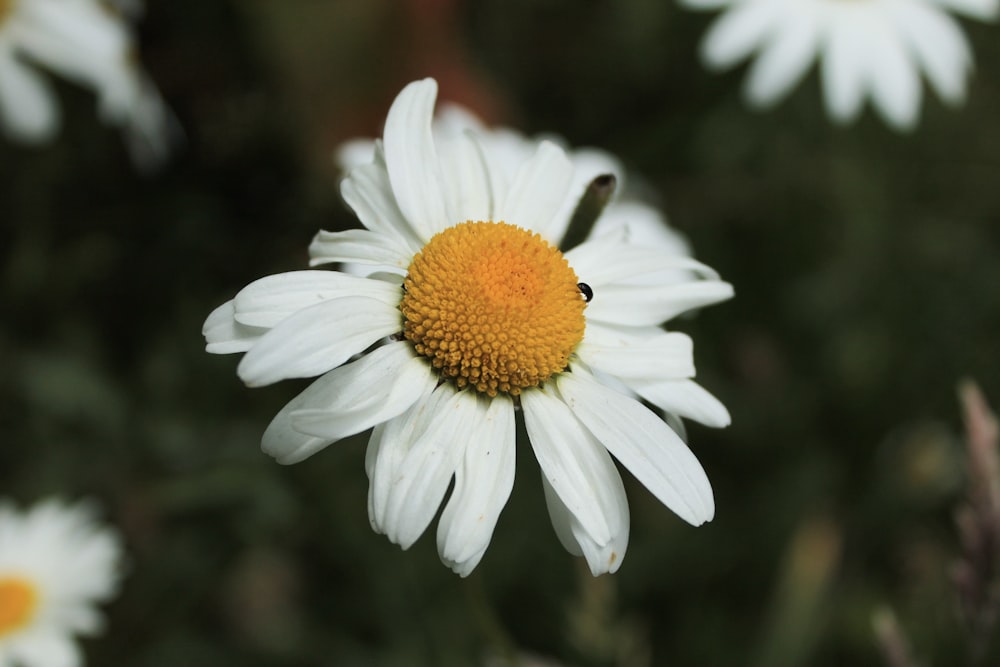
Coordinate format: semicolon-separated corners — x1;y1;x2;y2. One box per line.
681;0;999;131
204;78;733;576
0;0;176;169
0;498;123;667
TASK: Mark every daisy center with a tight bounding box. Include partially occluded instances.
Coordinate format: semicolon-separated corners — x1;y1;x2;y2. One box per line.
401;221;586;396
0;0;12;25
0;577;38;637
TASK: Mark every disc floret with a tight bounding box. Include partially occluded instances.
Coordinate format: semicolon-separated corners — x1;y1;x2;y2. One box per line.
0;577;38;637
401;221;586;396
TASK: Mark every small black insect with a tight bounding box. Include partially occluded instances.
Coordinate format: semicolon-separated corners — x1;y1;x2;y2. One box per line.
578;282;593;303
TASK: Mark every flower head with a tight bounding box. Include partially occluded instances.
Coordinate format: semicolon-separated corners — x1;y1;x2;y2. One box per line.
0;498;123;667
204;78;733;576
0;0;176;169
682;0;999;131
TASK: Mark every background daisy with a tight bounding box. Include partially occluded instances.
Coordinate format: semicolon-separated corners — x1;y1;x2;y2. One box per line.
0;0;177;169
681;0;999;130
0;499;122;667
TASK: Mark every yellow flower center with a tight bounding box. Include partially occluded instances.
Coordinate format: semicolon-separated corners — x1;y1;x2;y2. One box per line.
0;577;38;637
401;221;586;396
0;0;13;25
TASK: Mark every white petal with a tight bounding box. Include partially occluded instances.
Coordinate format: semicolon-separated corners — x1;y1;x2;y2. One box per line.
203;300;265;354
557;370;715;526
523;388;630;574
373;385;476;549
892;4;971;106
744;9;821;107
307;228;413;273
568;148;625;188
232;271;400;328
495;140;574;241
540;475;628;576
237;296;401;387
701;0;782;70
566;241;720;288
580;322;687;379
364;423;386;526
366;384;441;530
382;79;450;241
931;0;999;21
17;1;131;104
0;55;58;142
7;633;80;667
584;280;734;327
577;331;695;382
589;202;691;257
336;137;376;171
434;103;487;136
437;394;516;576
541;477;584;556
821;16;870;124
437;129;494;223
291;342;436;443
261;342;433;463
864;25;921;131
634;379;732;428
340;143;425;252
261;392;336;466
582;320;672;346
475;128;528;211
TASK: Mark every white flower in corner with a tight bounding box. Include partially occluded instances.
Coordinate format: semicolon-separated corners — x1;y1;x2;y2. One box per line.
682;0;999;131
0;498;123;667
205;78;733;577
0;0;176;169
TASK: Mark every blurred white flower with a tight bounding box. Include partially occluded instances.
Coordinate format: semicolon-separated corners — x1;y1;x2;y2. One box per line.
0;0;177;169
0;498;123;667
205;78;733;577
682;0;999;131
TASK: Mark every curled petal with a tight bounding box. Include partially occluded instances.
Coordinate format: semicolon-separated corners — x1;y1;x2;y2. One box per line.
203;300;265;354
523;388;630;574
262;342;435;464
437;394;516;576
368;385;477;550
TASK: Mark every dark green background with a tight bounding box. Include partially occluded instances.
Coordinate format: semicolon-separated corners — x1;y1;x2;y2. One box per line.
3;1;999;665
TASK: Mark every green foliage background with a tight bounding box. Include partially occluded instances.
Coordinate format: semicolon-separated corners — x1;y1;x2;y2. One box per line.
3;0;1000;665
